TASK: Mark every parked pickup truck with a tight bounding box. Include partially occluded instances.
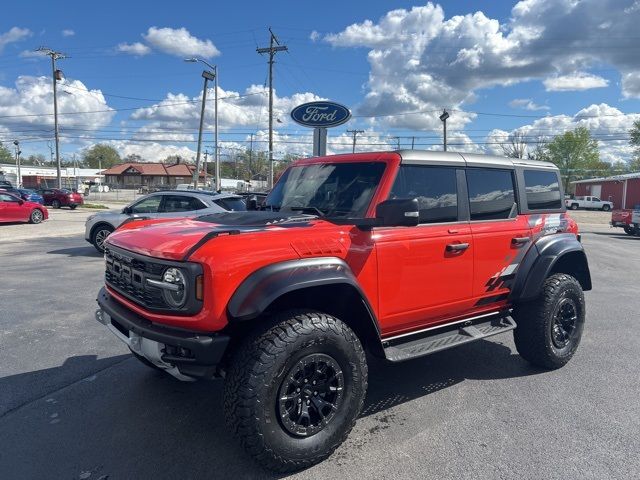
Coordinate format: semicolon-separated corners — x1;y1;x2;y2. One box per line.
565;196;613;211
611;208;640;235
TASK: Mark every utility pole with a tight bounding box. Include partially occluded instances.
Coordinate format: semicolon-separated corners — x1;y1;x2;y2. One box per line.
13;140;21;187
257;28;287;189
37;47;66;188
248;133;254;176
347;129;364;153
411;136;415;150
203;149;209;188
439;109;450;152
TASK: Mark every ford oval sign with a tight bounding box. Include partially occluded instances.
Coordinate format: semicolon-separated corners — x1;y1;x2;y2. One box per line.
290;101;351;128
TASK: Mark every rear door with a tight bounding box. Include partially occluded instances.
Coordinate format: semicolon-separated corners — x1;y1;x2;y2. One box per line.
375;164;474;335
156;194;208;218
466;168;531;309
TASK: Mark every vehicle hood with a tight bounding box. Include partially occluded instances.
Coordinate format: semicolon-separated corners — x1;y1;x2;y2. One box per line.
106;211;316;260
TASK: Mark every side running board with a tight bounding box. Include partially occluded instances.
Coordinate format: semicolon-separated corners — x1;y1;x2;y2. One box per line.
383;313;516;362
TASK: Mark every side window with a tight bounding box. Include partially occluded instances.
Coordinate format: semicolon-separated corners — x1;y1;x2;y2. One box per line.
130;196;162;214
523;170;562;210
0;193;17;202
215;197;247;211
466;168;516;221
390;166;458;223
592;197;600;202
160;195;202;212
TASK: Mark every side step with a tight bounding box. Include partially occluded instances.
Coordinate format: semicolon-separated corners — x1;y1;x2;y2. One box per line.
383;313;516;362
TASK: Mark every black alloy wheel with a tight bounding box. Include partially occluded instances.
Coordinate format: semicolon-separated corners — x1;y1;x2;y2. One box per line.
277;353;345;437
551;298;578;348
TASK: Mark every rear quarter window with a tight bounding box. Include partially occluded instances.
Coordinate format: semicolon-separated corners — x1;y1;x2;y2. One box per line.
523;170;562;210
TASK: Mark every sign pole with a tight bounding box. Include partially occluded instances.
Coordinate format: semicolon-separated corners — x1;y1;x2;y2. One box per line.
312;128;327;157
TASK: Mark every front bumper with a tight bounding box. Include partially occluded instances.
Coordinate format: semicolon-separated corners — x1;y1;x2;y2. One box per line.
96;287;230;379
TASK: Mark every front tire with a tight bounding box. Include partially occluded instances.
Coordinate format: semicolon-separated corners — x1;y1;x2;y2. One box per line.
223;310;368;472
570;203;579;210
70;204;77;210
92;224;114;253
513;273;585;369
602;204;610;211
29;209;44;224
624;226;636;236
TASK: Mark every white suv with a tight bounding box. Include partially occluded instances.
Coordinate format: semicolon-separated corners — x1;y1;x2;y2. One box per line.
85;191;246;252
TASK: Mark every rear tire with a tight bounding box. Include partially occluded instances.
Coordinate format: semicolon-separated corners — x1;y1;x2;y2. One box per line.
70;204;77;210
52;199;61;209
513;273;585;369
29;209;44;224
223;310;368;472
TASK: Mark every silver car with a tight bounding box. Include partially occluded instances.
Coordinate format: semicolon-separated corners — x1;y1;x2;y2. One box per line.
85;191;246;252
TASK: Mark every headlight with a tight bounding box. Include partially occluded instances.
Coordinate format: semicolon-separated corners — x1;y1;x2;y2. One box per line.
162;267;188;308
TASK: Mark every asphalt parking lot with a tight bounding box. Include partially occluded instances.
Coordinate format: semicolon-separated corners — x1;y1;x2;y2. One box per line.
1;209;638;479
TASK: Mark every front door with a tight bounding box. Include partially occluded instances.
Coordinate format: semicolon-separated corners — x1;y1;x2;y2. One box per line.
0;193;25;222
465;168;532;309
375;165;474;336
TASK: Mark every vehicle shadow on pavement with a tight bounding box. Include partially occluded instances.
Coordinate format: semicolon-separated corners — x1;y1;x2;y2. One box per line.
47;245;103;257
362;339;542;417
590;232;640;240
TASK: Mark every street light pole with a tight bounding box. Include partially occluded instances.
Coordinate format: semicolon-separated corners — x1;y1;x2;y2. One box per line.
439;109;450;152
13;140;21;187
37;47;66;188
193;72;210;189
185;58;218;191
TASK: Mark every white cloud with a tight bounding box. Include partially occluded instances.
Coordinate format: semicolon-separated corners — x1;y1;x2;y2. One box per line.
543;72;609;91
142;27;219;58
97;140;196;162
621;72;640;99
62;29;75;37
19;49;45;59
117;42;151;56
320;1;640;128
0;76;115;139
130;84;322;132
0;27;32;53
509;98;550;111
484;103;640;163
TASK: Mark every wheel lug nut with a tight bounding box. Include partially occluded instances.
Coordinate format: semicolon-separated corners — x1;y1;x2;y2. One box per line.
304;379;308;383
306;400;310;405
312;380;316;385
314;391;318;396
296;388;301;392
298;398;301;403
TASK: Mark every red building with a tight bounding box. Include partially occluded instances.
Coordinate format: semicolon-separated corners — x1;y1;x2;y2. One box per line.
102;161;203;188
572;173;640;209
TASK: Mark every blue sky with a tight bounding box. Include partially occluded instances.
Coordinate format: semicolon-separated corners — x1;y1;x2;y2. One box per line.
1;0;639;162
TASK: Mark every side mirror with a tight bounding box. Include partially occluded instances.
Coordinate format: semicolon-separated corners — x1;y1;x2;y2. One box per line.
18;199;24;206
376;198;420;227
122;206;132;215
247;197;258;211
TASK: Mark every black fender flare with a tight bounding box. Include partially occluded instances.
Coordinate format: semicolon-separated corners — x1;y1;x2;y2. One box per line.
511;233;592;302
227;257;378;329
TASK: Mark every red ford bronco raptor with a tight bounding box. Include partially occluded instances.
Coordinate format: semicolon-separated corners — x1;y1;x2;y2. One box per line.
95;151;590;472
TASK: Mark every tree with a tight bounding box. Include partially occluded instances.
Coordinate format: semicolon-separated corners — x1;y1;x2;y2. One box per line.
83;144;121;169
124;153;143;162
0;142;13;163
630;120;640;169
501;131;528;159
545;127;600;191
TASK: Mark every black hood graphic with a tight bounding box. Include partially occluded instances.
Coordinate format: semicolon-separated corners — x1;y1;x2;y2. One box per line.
195;211;314;227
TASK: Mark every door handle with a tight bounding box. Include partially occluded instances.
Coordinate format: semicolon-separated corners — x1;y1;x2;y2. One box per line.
511;237;530;246
446;242;470;252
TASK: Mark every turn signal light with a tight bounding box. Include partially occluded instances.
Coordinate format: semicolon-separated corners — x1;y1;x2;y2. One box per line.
195;275;204;301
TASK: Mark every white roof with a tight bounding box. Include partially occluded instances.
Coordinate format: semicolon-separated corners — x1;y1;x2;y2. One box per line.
571;172;640;184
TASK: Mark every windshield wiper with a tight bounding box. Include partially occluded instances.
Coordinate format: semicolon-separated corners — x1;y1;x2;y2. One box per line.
285;206;326;217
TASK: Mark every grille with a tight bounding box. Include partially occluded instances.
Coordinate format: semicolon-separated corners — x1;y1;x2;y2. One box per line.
104;247;169;310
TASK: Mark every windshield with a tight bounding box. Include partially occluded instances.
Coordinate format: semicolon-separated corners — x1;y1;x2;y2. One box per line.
265;161;386;218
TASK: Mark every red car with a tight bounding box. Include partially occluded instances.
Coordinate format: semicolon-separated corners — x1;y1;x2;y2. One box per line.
39;188;84;209
96;151;590;471
0;192;48;224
